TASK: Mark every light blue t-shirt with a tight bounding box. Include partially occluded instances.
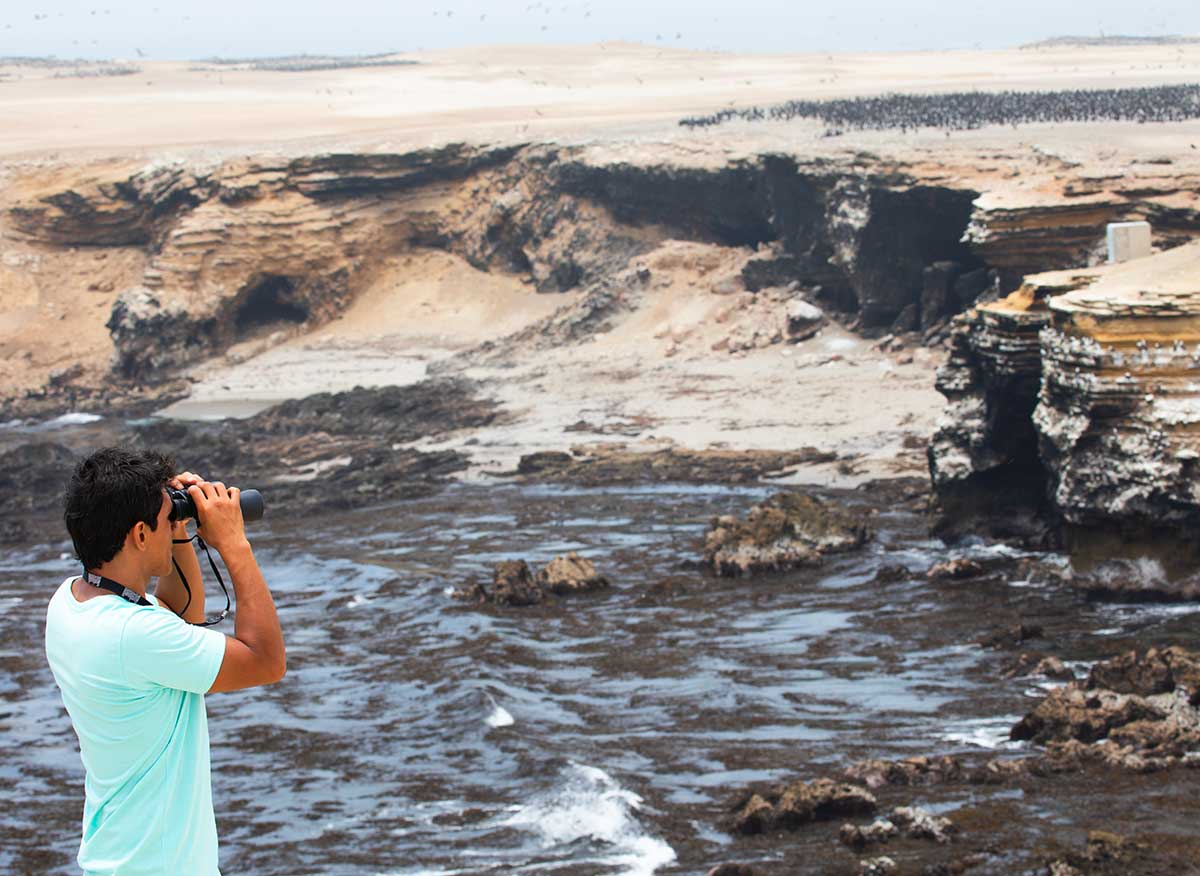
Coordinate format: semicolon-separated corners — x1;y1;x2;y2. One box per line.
45;576;227;876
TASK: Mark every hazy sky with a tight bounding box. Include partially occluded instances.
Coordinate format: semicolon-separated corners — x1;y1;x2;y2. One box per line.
3;0;1198;60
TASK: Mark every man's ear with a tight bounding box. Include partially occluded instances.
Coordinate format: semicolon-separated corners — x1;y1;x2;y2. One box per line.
129;521;149;553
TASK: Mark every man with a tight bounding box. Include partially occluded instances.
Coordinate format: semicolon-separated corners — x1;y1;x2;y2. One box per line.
45;447;286;875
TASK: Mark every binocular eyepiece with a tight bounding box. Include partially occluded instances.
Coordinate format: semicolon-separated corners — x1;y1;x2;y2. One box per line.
167;487;265;523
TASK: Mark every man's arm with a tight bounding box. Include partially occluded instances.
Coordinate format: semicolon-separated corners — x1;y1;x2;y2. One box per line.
186;481;286;694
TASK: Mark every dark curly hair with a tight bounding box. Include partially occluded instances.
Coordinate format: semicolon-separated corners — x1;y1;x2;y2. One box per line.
64;447;176;570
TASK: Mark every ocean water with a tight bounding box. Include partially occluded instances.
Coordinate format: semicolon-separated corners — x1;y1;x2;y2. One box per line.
5;482;1200;874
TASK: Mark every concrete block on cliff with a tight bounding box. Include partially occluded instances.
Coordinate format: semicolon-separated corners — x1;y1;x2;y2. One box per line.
1106;221;1152;264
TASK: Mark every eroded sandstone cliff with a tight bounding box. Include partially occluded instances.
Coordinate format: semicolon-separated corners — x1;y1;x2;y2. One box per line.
11;142;1199;402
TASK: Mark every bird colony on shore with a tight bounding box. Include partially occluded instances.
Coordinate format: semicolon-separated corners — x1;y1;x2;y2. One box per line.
680;83;1200;135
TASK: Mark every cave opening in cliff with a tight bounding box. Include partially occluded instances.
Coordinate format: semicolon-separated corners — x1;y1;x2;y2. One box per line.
233;276;308;335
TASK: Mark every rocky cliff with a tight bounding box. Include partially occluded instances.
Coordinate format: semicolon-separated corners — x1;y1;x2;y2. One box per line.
12;142;1200;396
930;239;1200;550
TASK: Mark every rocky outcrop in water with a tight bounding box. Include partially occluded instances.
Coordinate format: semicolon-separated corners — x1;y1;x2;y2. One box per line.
514;446;838;486
1010;647;1200;768
452;553;611;607
728;778;877;835
703;491;871;576
2;379;496;547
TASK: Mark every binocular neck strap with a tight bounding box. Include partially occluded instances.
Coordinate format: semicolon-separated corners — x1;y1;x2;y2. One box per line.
83;569;152;607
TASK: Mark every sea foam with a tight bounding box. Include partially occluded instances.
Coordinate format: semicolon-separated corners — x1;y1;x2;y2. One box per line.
502;763;676;876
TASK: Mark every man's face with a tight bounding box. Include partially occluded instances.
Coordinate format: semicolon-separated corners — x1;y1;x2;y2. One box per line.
148;490;174;577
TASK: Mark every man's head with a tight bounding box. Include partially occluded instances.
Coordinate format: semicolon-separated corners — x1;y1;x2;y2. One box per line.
64;447;177;573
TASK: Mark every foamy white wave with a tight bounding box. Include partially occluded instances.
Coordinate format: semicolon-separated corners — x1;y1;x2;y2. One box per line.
348;593;370;608
39;412;102;429
1085;556;1168;590
938;717;1024;750
486;704;514;728
502;763;676;876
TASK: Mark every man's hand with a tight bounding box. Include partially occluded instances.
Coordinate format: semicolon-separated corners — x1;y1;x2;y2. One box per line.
168;471;204;537
157;471;207;622
187;481;247;555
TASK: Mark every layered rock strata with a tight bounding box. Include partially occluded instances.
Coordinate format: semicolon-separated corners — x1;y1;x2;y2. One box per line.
13;143;1200;396
930;239;1200;545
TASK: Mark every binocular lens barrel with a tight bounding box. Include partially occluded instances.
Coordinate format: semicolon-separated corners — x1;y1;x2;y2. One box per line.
167;487;265;523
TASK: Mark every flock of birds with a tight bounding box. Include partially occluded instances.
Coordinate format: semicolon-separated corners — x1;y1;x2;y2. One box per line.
679;83;1200;135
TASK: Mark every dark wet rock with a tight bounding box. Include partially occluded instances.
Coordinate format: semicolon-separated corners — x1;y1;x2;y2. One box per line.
1011;686;1163;745
1087;646;1200;702
890;806;956;844
512;446;837;486
1044;829;1180;876
489;560;545;607
706;864;755;876
249;379;501;441
872;564;911;584
703;491;871;576
843;755;965;789
449;580;488;606
535;552;610;595
839;819;898;850
454;554;613;607
634;575;694;606
0;442;77;544
729;778;877;835
926;558;984;580
1036;656;1076;682
517;451;575;475
979;622;1043;649
1087;648;1172;697
857;857;897;876
1004;653;1075;682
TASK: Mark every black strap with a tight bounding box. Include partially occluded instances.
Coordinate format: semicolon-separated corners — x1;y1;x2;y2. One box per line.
171;534;231;627
83;570;152;606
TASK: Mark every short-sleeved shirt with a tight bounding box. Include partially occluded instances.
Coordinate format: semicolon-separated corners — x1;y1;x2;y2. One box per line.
45;576;227;876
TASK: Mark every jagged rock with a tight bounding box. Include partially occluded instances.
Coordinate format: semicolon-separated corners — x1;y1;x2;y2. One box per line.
926;558;984;580
1087;646;1200;701
926;295;1055;545
729;778;877;835
921;261;962;330
857;856;897;876
1036;657;1076;682
872;564;911;584
931;240;1200;546
785;299;825;340
843;755;964;789
979;623;1043;649
839;819;898;849
490;561;545;607
703;491;870;576
1045;861;1083;876
517;451;576;475
1011;685;1163;745
634;575;693;606
889;806;956;843
535;552;610;595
